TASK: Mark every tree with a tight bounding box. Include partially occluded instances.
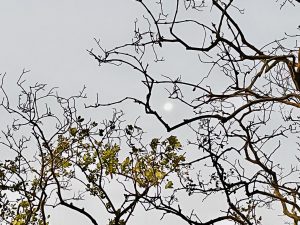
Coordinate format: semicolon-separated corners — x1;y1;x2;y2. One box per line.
0;71;188;225
86;0;300;225
1;1;300;225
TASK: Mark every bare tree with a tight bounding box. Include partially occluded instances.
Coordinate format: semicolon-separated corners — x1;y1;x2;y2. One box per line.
87;1;300;225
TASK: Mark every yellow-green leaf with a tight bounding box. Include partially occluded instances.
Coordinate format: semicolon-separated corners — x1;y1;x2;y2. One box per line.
61;159;72;168
19;201;29;208
69;127;77;136
165;180;174;189
167;136;182;149
155;170;165;180
121;157;131;172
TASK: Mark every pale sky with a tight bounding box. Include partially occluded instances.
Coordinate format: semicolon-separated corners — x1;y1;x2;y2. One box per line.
0;1;299;225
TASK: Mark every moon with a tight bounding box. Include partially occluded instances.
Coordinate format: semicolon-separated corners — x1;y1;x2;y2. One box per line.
163;102;173;111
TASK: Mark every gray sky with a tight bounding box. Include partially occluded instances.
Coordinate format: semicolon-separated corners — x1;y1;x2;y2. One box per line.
0;1;299;225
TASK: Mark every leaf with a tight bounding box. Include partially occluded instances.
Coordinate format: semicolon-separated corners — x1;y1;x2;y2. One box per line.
155;170;165;180
12;220;23;225
77;116;84;123
91;121;98;127
125;128;132;135
121;157;131;172
145;169;153;180
61;159;72;168
167;136;182;149
165;180;174;189
83;153;91;163
150;138;159;151
69;127;77;136
99;129;104;136
19;201;30;208
79;129;89;137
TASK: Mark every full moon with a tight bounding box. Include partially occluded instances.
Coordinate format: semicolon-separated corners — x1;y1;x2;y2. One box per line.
163;102;173;111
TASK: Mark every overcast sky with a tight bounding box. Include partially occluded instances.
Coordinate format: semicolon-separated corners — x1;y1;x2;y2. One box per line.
0;1;299;225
